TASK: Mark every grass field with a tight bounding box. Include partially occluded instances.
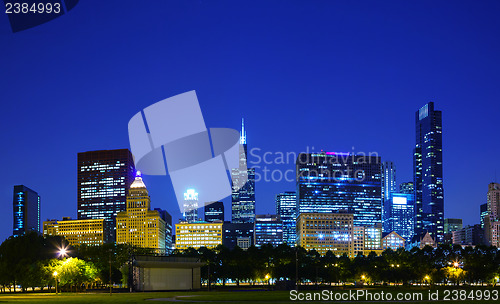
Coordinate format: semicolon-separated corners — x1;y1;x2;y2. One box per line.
0;287;499;303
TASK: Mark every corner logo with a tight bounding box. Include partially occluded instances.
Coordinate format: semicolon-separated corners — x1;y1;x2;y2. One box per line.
4;0;80;33
127;91;247;213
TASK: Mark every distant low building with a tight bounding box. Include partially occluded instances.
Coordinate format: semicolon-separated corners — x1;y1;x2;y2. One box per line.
222;222;254;250
175;221;223;250
452;224;486;246
354;226;383;256
43;217;107;246
407;232;436;249
381;231;405;250
297;212;354;257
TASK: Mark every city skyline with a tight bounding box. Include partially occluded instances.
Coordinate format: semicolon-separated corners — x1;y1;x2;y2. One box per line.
2;1;500;242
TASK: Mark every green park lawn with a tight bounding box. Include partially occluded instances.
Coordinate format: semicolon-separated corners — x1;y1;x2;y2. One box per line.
1;287;500;303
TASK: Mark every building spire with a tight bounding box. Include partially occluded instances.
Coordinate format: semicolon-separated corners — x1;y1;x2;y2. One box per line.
240;118;247;144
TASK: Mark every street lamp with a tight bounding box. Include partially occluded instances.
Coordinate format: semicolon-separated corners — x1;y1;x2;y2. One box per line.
453;262;459;268
265;274;270;287
53;271;58;294
57;245;69;258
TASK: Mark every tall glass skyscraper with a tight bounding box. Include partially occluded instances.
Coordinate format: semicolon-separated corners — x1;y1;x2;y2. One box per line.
381;161;396;202
231;119;256;223
413;102;444;243
383;193;414;241
13;185;40;236
77;149;135;243
296;152;382;227
183;189;200;223
276;191;297;246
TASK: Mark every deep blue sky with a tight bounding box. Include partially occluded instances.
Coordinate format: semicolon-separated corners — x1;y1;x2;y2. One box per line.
1;0;500;242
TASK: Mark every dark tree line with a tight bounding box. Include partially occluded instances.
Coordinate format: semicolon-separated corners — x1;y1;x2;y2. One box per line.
172;243;500;287
0;232;153;292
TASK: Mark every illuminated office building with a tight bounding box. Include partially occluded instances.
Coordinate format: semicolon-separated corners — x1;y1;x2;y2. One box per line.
204;201;224;223
382;161;396;202
276;191;297;246
444;218;463;234
116;173;166;253
296;152;382;227
485;183;500;247
297;212;354;257
175;222;223;250
383;193;414;241
222;222;254;250
254;214;283;247
353;226;383;256
452;224;486;246
381;231;405;250
183;189;200;223
154;208;173;254
77;149;135;243
13;185;40;236
399;182;414;194
231;119;256;223
480;203;488;229
414;102;444;243
43;217;107;246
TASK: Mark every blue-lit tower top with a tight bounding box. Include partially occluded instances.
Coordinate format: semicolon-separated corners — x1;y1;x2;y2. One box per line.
240;118;246;145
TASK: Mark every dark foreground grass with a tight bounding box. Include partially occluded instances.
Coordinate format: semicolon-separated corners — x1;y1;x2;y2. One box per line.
0;287;499;304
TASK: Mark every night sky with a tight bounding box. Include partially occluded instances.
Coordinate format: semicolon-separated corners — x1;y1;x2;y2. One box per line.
1;0;500;242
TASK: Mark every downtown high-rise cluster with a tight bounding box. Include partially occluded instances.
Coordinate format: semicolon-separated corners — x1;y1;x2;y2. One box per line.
11;102;500;256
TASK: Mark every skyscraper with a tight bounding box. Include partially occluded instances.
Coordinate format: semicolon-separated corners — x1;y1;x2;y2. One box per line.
13;185;40;236
381;161;396;202
116;173;166;253
154;208;173;254
485;182;500;247
383;193;414;241
204;201;224;222
413;102;444;243
480;203;488;228
276;191;297;246
254;214;283;247
231;119;256;223
399;182;414;195
183;189;200;223
77;149;135;243
296;152;382;227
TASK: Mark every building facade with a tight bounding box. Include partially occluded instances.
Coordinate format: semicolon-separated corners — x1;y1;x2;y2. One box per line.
77;149;135;243
276;191;297;246
480;203;488;229
43;217;107;246
452;224;485;246
13;185;40;236
485;183;500;247
116;174;166;253
183;189;200;223
381;231;405;250
154;208;173;254
231;119;256;223
383;193;414;241
222;222;254;250
444;218;463;234
254;214;283;247
297;212;354;257
399;182;414;194
175;222;223;250
413;102;444;243
204;201;224;223
296;152;382;227
382;161;396;202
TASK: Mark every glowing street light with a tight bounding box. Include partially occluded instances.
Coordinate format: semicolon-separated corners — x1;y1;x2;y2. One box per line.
53;271;58;294
361;275;366;280
57;245;69;258
453;262;459;268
